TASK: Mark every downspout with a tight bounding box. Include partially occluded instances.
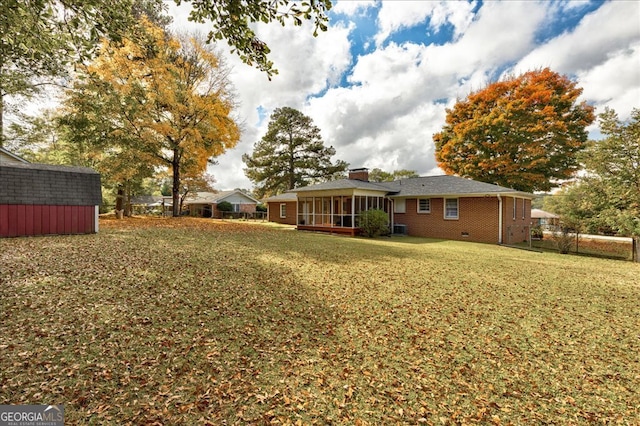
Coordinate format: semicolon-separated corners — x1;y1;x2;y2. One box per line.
497;194;503;244
389;199;394;234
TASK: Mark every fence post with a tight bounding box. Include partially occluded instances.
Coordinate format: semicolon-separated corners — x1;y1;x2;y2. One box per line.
633;237;639;262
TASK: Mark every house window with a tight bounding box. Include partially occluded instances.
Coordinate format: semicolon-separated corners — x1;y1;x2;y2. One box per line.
444;198;458;219
279;203;286;218
394;199;406;213
417;198;430;213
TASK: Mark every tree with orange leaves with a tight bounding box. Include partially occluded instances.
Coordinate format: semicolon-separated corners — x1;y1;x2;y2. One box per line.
61;19;240;216
433;68;595;192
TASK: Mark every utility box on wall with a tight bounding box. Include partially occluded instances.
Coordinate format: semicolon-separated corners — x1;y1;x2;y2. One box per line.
0;162;102;237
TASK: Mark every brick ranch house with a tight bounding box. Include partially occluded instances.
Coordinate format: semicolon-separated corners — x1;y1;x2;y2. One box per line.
183;190;259;218
265;168;535;244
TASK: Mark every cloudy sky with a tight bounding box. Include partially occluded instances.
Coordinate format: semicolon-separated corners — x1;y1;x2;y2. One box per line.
166;0;640;191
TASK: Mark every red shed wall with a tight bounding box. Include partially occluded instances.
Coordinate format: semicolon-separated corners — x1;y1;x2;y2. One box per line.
0;205;95;238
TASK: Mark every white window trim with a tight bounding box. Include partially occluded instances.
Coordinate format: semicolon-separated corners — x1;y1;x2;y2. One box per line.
394;198;406;214
279;203;286;218
444;198;459;220
417;198;431;214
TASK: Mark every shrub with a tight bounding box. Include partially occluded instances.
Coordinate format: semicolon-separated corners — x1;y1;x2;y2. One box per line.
531;225;544;240
551;227;574;254
357;209;390;238
217;201;233;212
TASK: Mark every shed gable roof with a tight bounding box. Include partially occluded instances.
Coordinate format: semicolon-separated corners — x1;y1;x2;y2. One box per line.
0;147;29;164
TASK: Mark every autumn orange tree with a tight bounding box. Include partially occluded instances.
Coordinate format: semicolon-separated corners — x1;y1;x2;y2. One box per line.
434;68;595;192
61;19;240;216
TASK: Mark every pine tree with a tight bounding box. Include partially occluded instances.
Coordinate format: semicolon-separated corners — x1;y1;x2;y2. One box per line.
243;107;348;198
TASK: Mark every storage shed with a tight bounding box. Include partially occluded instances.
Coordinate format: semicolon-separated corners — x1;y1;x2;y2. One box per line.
0;162;102;237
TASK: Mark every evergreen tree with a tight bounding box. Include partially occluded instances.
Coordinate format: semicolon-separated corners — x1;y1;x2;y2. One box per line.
243;107;348;198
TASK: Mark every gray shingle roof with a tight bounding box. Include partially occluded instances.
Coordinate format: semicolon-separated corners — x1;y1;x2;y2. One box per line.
290;179;391;193
286;175;534;198
263;192;298;202
384;175;533;198
183;190;260;205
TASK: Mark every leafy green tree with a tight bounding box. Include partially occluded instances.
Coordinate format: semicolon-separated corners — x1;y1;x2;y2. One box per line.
434;68;595;192
243;107;348;198
542;108;640;237
369;168;419;182
580;108;640;236
543;182;597;232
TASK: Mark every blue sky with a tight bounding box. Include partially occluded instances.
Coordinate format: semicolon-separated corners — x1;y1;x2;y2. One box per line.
166;1;639;189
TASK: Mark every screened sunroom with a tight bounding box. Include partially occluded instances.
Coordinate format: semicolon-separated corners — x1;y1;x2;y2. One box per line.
295;190;390;235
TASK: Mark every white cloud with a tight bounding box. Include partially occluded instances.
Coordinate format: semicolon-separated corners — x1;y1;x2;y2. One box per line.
332;0;378;17
374;1;476;46
514;1;640;75
578;41;640;119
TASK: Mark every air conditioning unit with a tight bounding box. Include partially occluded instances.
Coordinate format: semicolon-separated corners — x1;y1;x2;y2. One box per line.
393;224;407;235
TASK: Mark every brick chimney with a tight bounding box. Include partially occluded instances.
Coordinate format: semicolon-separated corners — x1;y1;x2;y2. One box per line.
348;168;369;181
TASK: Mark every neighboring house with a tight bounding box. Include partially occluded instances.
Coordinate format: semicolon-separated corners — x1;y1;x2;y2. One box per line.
531;209;560;230
183;190;259;218
263;192;297;225
266;168;535;244
130;195;172;215
1;161;102;237
0;147;29;164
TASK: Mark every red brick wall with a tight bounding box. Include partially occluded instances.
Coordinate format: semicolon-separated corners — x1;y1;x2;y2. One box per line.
393;196;530;244
211;203;257;218
502;197;532;244
267;201;297;225
348;170;369;181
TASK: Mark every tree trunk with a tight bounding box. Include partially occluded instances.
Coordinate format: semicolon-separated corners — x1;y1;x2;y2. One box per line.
288;132;295;190
172;153;180;217
115;185;125;219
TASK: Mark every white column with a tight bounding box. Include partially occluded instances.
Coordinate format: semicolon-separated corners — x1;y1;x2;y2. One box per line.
351;195;356;228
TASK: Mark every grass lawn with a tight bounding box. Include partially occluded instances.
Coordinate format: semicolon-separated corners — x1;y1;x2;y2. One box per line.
1;217;639;425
